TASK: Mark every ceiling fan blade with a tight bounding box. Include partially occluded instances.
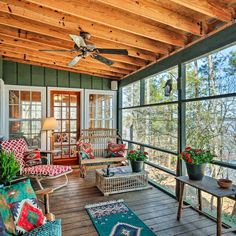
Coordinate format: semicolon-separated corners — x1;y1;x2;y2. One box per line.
68;55;83;67
92;54;114;66
96;48;128;55
39;49;76;52
69;34;87;48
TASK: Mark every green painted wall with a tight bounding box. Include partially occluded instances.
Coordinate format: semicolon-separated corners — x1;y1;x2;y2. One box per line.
120;23;236;87
2;60;111;90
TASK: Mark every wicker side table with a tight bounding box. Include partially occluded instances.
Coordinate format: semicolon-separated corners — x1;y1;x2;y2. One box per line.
95;169;151;196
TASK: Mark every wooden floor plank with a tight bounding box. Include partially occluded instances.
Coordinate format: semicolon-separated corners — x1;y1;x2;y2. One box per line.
32;172;235;236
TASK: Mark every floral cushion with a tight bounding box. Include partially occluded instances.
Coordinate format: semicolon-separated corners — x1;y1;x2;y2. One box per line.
10;198;46;235
107;142;126;157
76;141;94;159
24;150;42;167
23;165;72;177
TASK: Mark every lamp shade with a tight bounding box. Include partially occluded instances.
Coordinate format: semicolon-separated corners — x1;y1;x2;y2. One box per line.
42;117;58;131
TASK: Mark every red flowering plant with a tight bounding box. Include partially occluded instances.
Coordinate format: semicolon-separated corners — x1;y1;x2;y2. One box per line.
127;149;148;161
180;147;214;165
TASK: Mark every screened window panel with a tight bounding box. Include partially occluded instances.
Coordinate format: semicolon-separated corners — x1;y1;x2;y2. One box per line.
186;44;236;98
122;81;140;108
145;66;178;104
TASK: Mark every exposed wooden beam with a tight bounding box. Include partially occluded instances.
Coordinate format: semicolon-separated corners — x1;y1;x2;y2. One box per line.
0;44;127;76
21;0;185;46
3;56;118;79
0;24;148;67
170;0;232;22
91;0;201;35
0;33;136;73
0;1;171;54
0;49;124;78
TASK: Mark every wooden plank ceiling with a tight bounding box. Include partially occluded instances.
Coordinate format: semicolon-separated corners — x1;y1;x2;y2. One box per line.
0;0;235;80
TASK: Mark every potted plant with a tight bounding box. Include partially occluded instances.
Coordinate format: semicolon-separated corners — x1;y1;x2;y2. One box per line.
0;151;20;186
180;147;214;180
127;149;148;172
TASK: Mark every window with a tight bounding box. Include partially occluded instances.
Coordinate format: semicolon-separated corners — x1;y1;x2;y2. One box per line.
8;87;45;148
145;66;178;104
86;91;116;129
186;44;236;98
122;81;140;108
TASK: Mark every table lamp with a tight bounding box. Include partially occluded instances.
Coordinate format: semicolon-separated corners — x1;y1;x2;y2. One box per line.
42;117;58;150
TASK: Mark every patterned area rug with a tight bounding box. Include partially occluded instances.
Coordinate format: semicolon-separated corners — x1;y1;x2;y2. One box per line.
85;199;156;236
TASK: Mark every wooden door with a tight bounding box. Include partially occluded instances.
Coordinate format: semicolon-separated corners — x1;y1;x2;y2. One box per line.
50;91;80;165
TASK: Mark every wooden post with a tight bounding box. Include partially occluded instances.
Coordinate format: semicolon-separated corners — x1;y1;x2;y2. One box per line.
217;197;222;236
177;182;185;221
44;194;50;214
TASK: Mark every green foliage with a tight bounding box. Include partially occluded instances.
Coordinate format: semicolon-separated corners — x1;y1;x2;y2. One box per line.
180;147;214;165
127;149;148;161
0;151;20;184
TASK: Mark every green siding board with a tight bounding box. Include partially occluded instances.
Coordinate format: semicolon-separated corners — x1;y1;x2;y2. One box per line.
32;66;44;86
58;70;69;87
69;72;81;88
92;76;103;90
81;74;92;89
120;23;236;87
45;68;57;86
3;61;17;85
17;64;31;85
102;78;110;90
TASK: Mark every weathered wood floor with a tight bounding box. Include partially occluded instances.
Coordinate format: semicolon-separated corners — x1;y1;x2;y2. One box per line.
34;172;235;236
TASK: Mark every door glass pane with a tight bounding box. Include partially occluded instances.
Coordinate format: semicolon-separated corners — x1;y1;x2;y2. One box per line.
54;107;61;119
62;94;70;106
62;107;70;119
70;133;77;144
70;120;77;132
70;107;77;119
62;120;70;132
70;145;77;157
54;133;61;145
62;146;70;158
70;95;77;106
53;94;61;106
61;133;69;144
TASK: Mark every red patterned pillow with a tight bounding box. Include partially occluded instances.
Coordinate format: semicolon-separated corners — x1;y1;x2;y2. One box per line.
76;141;94;159
107;142;126;157
9;198;46;235
23;150;42;167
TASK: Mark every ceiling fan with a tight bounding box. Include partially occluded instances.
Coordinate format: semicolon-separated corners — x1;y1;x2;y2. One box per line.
39;32;128;67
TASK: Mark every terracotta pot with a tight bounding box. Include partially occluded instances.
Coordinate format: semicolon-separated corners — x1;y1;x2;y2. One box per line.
186;163;206;180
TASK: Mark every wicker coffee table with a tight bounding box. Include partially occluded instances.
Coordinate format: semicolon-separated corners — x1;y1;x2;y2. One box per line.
95;167;151;196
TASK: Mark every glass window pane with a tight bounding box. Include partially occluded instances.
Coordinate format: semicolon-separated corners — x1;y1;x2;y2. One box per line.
62;120;70;132
70;133;77;144
20;91;30;103
186;97;236;162
32;91;41;102
186;44;236;98
145;66;178;104
122;105;178;152
145;164;176;194
9;105;20;119
9;90;19;104
122;81;140;108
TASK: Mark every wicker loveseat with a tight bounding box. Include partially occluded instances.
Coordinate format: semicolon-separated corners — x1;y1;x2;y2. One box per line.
78;128;126;177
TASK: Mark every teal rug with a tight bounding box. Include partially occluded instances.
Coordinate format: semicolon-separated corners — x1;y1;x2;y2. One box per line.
85;199;156;236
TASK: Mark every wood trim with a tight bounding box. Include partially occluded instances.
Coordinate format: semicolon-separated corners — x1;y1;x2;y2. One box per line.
170;0;232;22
